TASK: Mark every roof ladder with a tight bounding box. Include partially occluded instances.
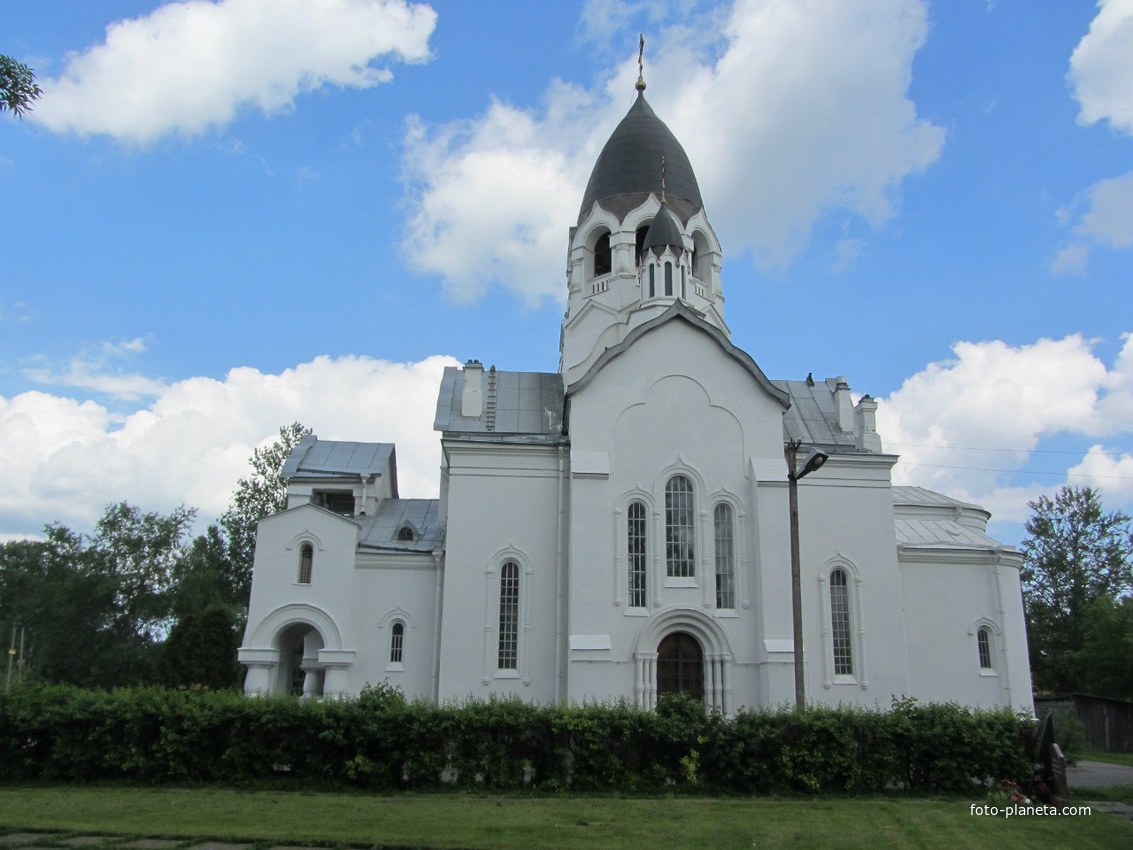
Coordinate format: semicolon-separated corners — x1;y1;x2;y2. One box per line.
485;366;498;432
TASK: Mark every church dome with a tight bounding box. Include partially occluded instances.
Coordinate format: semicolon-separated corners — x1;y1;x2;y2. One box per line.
640;202;684;254
578;92;703;221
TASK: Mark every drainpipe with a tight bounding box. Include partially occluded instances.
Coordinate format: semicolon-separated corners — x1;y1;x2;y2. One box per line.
992;552;1013;710
554;444;566;703
431;549;445;702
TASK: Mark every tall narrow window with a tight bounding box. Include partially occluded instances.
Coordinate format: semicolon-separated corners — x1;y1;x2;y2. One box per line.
648;264;655;298
298;543;314;584
664;261;673;296
594;231;612;277
628;501;647;608
977;627;993;671
681;265;686;299
714;503;735;609
390;621;405;665
498;560;520;670
665;475;695;578
829;568;853;676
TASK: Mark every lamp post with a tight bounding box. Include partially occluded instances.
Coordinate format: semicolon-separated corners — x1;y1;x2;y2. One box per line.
786;439;829;710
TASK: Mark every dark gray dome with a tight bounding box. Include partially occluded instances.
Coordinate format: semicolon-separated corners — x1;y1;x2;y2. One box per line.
641;203;684;254
579;92;703;220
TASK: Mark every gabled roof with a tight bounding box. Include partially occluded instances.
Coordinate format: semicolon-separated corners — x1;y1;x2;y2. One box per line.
568;301;790;407
434;367;565;440
281;436;395;481
358;498;443;553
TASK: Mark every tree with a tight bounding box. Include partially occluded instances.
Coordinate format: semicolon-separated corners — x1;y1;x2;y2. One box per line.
1078;595;1133;699
0;527;120;687
0;55;42;117
1021;486;1133;693
159;603;242;690
220;422;312;600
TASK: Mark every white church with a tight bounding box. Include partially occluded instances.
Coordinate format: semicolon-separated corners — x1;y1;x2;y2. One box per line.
239;72;1033;714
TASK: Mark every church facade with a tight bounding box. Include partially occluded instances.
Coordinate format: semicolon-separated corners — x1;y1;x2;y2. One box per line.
239;78;1033;713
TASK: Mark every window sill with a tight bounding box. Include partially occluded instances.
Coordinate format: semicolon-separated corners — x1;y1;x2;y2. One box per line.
624;608;649;617
385;663;404;673
664;577;698;588
833;674;858;685
979;669;998;677
495;670;520;679
714;609;739;618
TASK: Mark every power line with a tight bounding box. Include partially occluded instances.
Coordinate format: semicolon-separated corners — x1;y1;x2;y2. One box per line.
898;460;1133;481
888;442;1131;457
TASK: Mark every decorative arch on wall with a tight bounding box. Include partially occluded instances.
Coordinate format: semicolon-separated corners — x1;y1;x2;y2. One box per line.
378;607;418;631
285;530;325;551
631;606;734;713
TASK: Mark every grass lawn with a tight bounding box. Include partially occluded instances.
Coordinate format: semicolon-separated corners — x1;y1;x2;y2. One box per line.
1;787;1131;850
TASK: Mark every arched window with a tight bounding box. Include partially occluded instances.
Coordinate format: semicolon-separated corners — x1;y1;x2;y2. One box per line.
390;621;405;665
298;543;314;584
657;632;703;702
713;503;735;609
665;475;695;578
397;525;415;542
627;501;647;608
498;560;520;670
594;230;612;277
977;626;993;671
829;568;853;676
664;261;673;296
681;265;687;299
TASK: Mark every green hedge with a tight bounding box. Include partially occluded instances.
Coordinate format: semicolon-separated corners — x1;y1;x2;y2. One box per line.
0;684;1032;795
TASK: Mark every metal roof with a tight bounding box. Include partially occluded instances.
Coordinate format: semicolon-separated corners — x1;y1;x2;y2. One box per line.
894;517;1004;550
578;92;702;221
358;498;443;552
893;485;984;512
281;436;394;480
434;367;565;438
641;203;684;253
776;380;862;451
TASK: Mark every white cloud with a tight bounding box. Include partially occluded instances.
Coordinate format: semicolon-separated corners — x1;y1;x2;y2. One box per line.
1052;171;1133;273
1069;0;1133;134
401;0;943;304
34;0;438;144
22;337;166;401
876;333;1133;524
0;354;458;540
1067;444;1133;506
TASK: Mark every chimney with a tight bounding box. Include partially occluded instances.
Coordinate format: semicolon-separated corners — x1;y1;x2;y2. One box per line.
830;375;853;433
462;360;483;418
854;395;882;452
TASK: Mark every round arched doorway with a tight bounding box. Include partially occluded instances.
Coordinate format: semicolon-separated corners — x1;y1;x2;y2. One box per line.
657;631;704;702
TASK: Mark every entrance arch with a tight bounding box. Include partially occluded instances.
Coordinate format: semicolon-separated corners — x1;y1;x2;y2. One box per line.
657;631;704;702
631;607;734;712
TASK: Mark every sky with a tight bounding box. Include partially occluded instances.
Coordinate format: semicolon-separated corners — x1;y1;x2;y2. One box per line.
1;0;1131;548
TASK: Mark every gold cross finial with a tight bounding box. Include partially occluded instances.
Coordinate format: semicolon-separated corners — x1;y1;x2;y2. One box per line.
636;34;646;92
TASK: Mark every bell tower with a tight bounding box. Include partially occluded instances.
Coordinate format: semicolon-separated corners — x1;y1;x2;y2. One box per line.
559;46;727;385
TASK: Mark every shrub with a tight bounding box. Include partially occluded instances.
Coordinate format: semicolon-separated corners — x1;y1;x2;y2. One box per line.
0;683;1033;795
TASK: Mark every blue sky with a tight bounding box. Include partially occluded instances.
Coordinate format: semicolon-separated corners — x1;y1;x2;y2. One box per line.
1;0;1131;546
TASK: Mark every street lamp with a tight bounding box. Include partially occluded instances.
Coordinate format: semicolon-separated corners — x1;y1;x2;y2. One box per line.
785;439;829;710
